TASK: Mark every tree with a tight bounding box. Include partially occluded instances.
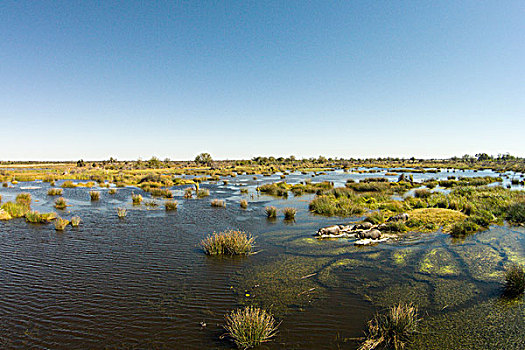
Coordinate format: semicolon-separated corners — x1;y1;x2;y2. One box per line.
195;153;213;166
76;159;85;167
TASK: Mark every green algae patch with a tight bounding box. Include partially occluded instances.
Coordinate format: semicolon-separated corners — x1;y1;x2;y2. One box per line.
317;258;363;288
410;298;525;350
374;281;431;309
452;244;503;282
233;255;330;316
392;248;417;267
408;208;467;233
432;278;479;310
418;248;461;276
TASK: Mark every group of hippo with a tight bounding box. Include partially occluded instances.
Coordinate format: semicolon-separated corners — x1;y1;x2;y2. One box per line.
316;213;410;245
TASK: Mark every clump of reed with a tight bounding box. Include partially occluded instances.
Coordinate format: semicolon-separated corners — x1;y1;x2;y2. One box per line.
359;303;419;350
132;193;143;205
148;187;173;198
224;306;279;349
283;207;297;220
211;199;226;207
71;216;81;227
504;264;525;297
109;188;117;195
47;188;63;196
25;211;57;224
61;181;77;188
201;230;254;255
117;207;127;218
54;217;70;231
16;192;32;206
197;189;210;198
165;200;178;211
89;190;101;201
55;197;67;210
240;199;248;209
265;206;277;218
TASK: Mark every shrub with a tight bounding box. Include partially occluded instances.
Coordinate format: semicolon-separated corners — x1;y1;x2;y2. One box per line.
211;199;226;207
283;207;297;220
201;230;254;255
265;206;277;218
359;303;419;350
47;188;63;196
16;192;32;206
55;197;67;210
165;200;178;211
240;199;248;209
224;306;279;349
504;264;525;296
71;216;81;227
117;207;127;218
54;217;69;231
132;193;143;205
89;190;100;201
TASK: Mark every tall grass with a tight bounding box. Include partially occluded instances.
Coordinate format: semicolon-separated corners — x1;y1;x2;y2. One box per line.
16;192;32;205
504;264;525;296
224;306;279;349
89;190;100;201
201;230;254;255
61;181;77;188
1;202;29;218
359;303;419;350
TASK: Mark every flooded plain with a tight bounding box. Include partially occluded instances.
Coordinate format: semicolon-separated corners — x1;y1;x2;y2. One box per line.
1;169;524;349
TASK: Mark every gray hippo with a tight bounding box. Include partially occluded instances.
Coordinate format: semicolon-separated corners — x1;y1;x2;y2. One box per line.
317;225;341;236
355;222;374;230
387;213;409;222
359;229;382;240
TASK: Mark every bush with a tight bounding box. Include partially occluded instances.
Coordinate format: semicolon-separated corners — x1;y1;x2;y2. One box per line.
283;207;297;220
165;200;178;211
504;264;525;297
224;306;279;349
359;303;419;350
201;230;254;255
55;197;67;210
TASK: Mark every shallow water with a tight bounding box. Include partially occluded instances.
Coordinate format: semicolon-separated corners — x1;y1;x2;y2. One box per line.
0;169;524;349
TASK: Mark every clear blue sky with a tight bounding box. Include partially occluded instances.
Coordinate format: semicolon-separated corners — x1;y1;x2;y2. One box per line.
1;1;524;161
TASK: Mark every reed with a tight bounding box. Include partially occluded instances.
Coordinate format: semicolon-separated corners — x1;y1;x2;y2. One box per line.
201;230;254;255
224;306;279;349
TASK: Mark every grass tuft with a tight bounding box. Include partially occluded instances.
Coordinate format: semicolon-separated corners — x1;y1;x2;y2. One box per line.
283;207;297;220
224;306;279;349
117;207;127;218
359;303;419;350
504;264;525;297
132;193;143;205
71;216;81;227
54;217;70;231
265;206;277;218
16;192;32;206
165;200;178;211
201;230;254;255
55;197;67;210
211;199;226;207
89;190;100;201
240;199;248;209
47;188;63;196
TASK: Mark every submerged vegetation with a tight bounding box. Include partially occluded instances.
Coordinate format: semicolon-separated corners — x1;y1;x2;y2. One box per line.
201;230;254;255
224;306;279;349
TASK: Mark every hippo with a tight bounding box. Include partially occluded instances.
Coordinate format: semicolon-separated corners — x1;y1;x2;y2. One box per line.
387;213;409;222
355;222;373;230
359;229;382;240
317;225;341;236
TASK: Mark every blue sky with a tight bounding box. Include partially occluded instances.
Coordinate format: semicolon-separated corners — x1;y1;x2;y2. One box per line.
1;1;524;160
